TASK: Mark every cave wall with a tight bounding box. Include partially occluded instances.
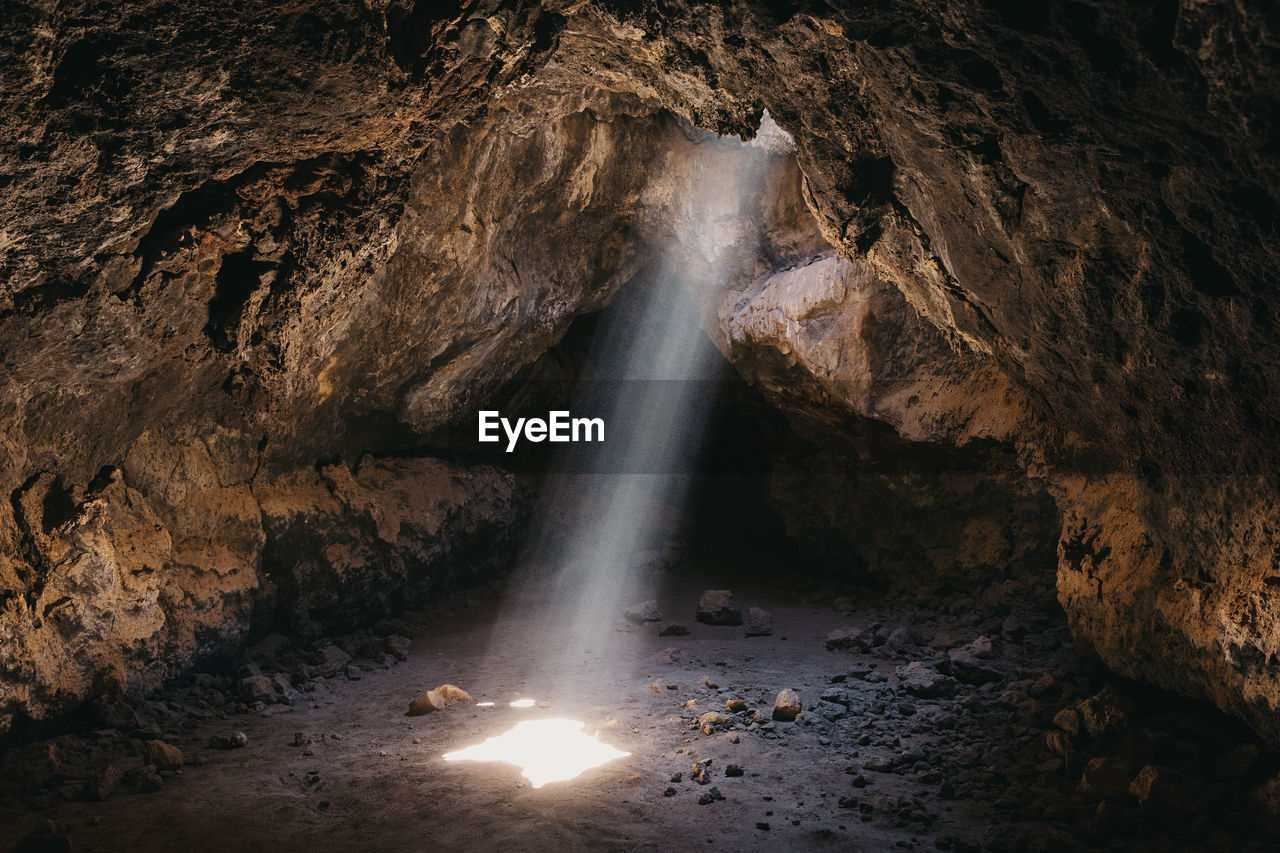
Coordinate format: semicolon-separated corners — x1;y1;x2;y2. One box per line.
4;0;1280;742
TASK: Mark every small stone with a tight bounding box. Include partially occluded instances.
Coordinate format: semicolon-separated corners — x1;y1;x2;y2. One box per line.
725;764;744;777
695;590;743;626
744;607;773;637
772;689;802;722
670;772;683;783
659;625;689;637
624;600;663;624
698;711;730;733
407;684;473;716
697;786;724;805
663;786;677;797
208;731;248;750
725;699;746;712
144;740;184;771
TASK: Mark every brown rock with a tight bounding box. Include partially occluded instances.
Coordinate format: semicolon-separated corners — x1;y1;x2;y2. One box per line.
695;590;742;627
1079;757;1131;801
407;684;473;716
144;740;184;772
772;689;802;722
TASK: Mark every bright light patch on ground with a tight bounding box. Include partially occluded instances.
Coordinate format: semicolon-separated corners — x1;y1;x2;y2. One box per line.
442;718;630;788
476;701;495;707
509;698;536;708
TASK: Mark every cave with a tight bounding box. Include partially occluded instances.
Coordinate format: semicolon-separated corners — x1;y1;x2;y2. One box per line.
3;1;1280;850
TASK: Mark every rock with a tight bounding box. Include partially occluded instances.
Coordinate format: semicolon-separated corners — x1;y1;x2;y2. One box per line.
947;638;1004;685
813;700;847;721
407;684;473;716
725;699;747;713
695;590;742;626
1076;689;1132;739
698;712;731;734
1249;773;1280;836
697;786;724;805
383;636;412;661
94;698;141;732
144;740;184;771
315;645;353;677
624;600;663;624
658;624;689;637
121;765;163;793
772;689;802;722
1079;757;1132;801
1129;765;1197;823
11;820;71;853
861;754;896;773
744;607;773;637
208;731;249;750
240;675;276;703
725;764;744;777
826;626;869;652
895;662;957;698
1051;707;1082;738
1215;743;1261;779
83;764;122;801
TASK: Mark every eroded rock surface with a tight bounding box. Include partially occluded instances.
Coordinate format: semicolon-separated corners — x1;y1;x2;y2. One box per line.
2;0;1280;745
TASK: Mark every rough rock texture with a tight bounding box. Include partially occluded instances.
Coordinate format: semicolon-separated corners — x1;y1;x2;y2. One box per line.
0;455;516;728
3;0;1280;745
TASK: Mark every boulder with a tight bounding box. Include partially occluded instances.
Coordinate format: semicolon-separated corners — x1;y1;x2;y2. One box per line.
696;590;743;626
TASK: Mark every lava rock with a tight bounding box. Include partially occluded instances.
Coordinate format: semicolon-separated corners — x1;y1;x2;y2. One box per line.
725;764;744;777
240;674;276;702
659;625;689;636
11;820;71;853
1077;688;1132;739
772;689;802;722
1129;765;1197;824
1079;757;1132;801
895;662;957;698
122;764;163;793
744;607;773;637
624;600;663;624
1216;743;1261;779
697;786;724;805
83;764;121;801
144;740;184;771
407;684;473;716
826;626;870;652
208;731;249;750
695;590;742;626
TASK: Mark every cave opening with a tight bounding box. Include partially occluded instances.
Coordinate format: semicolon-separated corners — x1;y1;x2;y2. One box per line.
5;3;1280;850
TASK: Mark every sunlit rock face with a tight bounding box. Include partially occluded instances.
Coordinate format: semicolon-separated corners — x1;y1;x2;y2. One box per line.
3;0;1280;743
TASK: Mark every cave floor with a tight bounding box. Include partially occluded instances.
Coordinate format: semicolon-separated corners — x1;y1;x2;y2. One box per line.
0;562;1273;852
